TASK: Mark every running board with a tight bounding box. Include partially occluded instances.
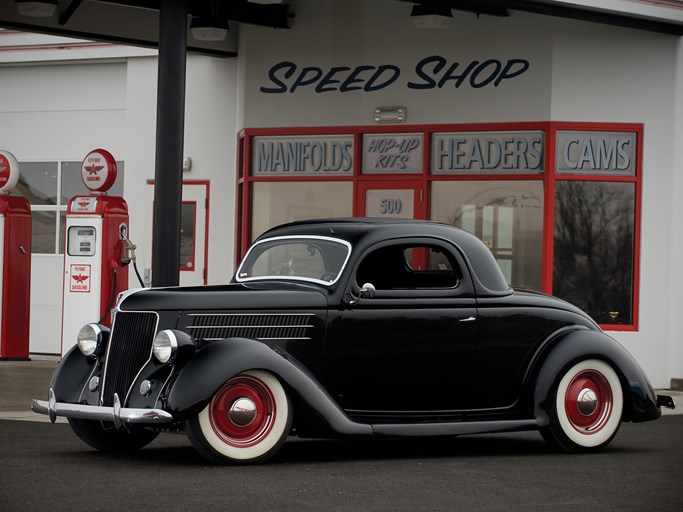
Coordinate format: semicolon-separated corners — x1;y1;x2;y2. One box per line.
371;419;538;437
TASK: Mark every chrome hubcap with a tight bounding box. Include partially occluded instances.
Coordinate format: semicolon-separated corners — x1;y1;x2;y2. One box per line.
228;397;257;427
576;388;598;416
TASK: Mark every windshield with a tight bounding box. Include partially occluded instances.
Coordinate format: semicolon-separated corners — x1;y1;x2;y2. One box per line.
235;235;352;286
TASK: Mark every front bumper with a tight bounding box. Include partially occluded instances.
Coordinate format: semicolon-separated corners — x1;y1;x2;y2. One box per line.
32;388;174;429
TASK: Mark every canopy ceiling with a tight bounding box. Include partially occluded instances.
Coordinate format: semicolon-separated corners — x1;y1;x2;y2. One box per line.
0;0;681;59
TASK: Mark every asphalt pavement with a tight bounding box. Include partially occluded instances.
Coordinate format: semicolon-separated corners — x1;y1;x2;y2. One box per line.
1;355;682;511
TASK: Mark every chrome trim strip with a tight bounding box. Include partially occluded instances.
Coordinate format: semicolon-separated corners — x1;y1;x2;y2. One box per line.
234;235;352;287
32;389;173;427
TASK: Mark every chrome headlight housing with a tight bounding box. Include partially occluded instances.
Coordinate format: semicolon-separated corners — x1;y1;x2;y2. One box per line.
153;329;195;364
153;330;179;363
77;323;109;357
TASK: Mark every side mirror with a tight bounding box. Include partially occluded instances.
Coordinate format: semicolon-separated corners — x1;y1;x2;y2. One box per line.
359;282;376;299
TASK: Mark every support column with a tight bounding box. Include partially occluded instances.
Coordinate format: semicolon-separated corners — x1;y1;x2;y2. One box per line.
152;0;187;287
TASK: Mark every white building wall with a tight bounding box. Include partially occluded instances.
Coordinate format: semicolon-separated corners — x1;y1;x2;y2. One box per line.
549;20;680;385
670;37;683;387
0;61;127;354
124;55;237;286
0;44;237;354
0;1;680;387
235;0;682;387
239;2;553;126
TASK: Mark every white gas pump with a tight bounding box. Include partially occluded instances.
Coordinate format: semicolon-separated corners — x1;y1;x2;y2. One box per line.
61;149;129;355
0;150;31;360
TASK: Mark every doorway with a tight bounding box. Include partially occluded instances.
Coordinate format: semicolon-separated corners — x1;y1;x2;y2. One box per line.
146;180;209;286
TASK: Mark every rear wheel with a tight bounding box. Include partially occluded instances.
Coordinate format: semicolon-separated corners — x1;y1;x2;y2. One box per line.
186;370;292;464
541;359;623;453
67;418;158;451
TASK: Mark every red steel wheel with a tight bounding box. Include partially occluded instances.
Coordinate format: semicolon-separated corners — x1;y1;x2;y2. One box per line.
186;370;292;464
544;359;624;452
209;374;277;447
563;369;613;433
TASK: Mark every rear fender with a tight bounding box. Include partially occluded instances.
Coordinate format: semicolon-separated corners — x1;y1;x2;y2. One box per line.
530;329;660;425
165;337;372;436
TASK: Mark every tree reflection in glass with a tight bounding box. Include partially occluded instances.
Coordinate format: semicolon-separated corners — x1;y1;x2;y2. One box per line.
553;181;635;325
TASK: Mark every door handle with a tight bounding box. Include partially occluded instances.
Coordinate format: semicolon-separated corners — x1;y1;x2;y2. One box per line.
459;316;476;323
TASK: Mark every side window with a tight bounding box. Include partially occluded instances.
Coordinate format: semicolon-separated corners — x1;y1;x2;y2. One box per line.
355;243;459;291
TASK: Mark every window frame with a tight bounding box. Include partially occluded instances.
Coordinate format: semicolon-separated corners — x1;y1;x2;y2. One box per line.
238;122;642;330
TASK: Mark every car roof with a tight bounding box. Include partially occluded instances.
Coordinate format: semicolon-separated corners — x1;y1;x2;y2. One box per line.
257;218;512;295
260;217;461;239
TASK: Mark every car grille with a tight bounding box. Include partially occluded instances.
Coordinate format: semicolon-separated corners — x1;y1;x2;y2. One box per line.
101;311;158;407
186;313;315;341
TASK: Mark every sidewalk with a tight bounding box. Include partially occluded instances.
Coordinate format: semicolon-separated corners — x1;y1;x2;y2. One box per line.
0;355;680;422
0;355;66;423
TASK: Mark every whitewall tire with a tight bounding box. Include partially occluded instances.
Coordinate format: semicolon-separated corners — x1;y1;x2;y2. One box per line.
542;359;624;452
186;370;292;464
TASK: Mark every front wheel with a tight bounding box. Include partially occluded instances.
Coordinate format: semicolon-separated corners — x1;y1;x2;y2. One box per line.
67;418;158;452
186;370;292;465
541;359;624;453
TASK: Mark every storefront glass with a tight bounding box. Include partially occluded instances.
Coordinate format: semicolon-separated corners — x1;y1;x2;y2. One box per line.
553;181;635;325
240;123;641;330
430;180;544;290
251;181;353;240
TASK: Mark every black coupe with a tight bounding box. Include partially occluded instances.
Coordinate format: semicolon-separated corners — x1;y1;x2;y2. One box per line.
33;218;674;464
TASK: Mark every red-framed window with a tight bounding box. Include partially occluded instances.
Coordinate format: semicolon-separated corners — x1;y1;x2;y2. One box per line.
236;122;641;330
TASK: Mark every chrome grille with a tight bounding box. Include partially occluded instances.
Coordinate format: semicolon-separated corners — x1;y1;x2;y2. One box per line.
186;313;314;341
101;311;158;406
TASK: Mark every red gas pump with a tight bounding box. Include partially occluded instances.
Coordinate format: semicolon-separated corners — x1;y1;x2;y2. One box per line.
0;150;31;360
61;149;130;355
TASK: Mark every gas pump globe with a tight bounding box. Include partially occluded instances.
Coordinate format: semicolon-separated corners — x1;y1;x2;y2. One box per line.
61;149;129;355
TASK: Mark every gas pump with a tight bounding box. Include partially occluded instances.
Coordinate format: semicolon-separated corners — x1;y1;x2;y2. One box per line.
0;150;31;360
61;149;130;355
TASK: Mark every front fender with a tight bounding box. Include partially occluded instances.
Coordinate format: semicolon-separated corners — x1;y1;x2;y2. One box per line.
49;345;99;404
531;329;660;426
165;338;372;436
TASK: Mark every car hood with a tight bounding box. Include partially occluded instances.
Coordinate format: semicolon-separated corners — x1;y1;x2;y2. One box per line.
118;282;328;312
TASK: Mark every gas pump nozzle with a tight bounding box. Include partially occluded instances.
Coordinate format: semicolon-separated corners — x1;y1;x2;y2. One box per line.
118;222;146;288
119;223;136;266
121;237;136;266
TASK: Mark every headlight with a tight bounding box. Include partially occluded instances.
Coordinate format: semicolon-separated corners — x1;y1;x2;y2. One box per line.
153;330;179;363
77;324;109;357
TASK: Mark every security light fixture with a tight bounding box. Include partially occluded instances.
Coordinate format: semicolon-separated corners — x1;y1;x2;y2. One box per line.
190;16;229;41
15;0;58;18
190;0;229;41
410;3;453;29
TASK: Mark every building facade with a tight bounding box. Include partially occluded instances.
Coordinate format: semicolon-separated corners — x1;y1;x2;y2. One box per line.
0;0;682;388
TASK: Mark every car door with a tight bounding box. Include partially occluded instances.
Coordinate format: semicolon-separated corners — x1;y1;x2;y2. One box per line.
322;238;479;415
